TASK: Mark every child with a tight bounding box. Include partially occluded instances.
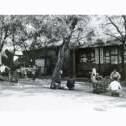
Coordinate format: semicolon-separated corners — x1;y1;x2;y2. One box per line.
108;77;122;97
91;68;97;82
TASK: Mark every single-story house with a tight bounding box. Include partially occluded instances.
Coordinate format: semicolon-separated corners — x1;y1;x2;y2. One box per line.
21;39;126;79
71;39;126;78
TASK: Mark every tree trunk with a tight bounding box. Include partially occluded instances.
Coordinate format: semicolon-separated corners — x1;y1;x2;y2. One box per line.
9;55;14;82
44;46;47;74
50;38;70;89
50;16;79;89
0;41;5;66
9;33;15;82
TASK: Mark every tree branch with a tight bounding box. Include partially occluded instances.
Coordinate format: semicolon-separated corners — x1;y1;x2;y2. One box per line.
104;32;122;41
108;17;124;41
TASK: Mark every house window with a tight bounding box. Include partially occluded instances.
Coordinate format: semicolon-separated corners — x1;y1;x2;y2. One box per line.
104;48;110;64
105;50;110;57
105;57;110;63
90;51;95;63
80;54;87;63
100;48;104;64
79;49;95;63
124;50;126;63
110;48;118;64
118;49;126;63
111;48;118;55
35;59;45;73
119;55;122;63
95;48;99;64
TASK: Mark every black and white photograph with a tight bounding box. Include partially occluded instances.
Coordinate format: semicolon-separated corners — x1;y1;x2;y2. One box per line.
0;15;126;111
0;0;126;126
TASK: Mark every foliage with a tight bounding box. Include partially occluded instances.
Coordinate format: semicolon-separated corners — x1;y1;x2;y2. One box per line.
103;15;126;79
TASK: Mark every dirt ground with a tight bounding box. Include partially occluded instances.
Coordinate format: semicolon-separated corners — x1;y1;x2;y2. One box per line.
0;79;126;126
0;79;126;112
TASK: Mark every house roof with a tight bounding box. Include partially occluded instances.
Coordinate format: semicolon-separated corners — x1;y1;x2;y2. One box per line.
78;38;122;48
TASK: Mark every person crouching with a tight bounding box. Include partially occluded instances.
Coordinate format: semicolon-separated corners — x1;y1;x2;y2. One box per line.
108;77;122;97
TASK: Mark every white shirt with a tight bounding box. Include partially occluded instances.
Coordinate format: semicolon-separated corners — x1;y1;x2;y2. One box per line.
109;81;122;91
